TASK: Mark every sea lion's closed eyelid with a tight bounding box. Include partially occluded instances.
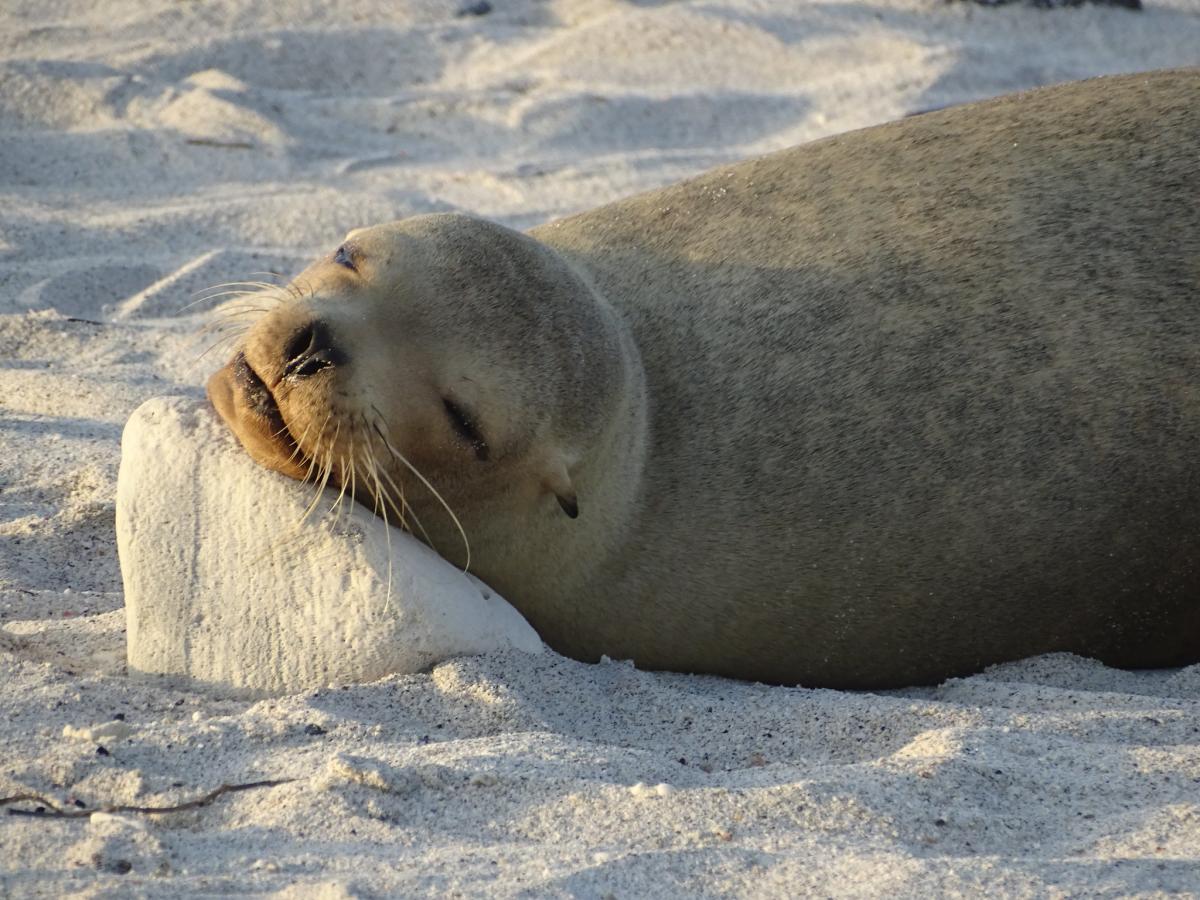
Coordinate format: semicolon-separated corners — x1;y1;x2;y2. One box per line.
443;397;490;462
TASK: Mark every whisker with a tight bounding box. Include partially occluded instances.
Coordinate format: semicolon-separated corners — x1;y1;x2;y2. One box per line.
370;413;470;572
361;437;435;616
340;434;397;615
301;415;332;487
357;421;408;530
299;415;335;525
196;280;285;295
363;444;395;615
373;458;433;549
330;446;351;522
194;284;271;296
180;294;247;316
180;282;287;314
196;311;269;339
285;418;316;470
303;455;334;525
360;439;397;526
193;321;251;343
363;438;414;534
311;419;342;522
195;331;248;363
205;304;272;318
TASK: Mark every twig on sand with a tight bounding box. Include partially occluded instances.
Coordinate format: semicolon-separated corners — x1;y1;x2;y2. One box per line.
1;778;294;820
185;138;255;149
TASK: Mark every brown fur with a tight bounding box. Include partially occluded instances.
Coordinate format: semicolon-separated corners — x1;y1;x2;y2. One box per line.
211;69;1200;688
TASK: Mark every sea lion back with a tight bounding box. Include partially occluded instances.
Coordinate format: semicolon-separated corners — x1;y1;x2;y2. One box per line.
534;69;1200;687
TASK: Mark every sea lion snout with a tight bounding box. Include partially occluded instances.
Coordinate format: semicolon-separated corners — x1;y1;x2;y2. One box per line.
281;319;348;381
206;351;308;480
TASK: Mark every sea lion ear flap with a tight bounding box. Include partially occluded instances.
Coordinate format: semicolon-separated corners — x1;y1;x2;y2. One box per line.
541;454;579;519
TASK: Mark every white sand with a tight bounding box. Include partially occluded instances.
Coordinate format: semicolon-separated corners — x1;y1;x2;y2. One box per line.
2;0;1199;895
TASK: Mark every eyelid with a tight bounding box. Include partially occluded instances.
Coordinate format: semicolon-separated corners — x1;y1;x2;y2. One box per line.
443;398;490;462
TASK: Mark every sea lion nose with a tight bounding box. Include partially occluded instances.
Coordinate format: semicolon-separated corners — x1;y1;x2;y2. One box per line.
282;320;347;379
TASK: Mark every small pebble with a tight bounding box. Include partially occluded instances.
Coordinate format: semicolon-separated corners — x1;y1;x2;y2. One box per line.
303;723;326;736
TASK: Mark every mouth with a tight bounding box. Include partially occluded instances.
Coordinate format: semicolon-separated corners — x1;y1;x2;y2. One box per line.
233;353;299;454
207;351;309;480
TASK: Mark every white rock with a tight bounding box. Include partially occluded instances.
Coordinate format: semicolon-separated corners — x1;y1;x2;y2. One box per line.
117;396;542;698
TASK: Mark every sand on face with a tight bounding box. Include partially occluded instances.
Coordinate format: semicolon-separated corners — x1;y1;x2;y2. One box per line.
2;0;1200;895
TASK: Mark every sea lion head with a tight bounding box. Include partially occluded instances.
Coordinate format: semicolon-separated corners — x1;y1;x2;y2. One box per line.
207;213;637;568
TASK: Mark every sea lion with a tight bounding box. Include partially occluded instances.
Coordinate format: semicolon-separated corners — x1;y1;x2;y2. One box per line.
207;68;1200;689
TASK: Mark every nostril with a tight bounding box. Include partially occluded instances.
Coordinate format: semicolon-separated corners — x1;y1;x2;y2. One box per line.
293;355;331;378
282;324;318;368
283;321;347;379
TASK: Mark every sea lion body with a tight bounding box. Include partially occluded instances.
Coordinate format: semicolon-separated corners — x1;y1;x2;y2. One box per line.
210;69;1200;688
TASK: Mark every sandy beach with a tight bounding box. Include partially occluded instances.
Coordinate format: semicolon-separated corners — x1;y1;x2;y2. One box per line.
3;0;1200;895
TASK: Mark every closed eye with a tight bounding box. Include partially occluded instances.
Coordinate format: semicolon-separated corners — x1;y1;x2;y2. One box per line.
443;398;489;462
334;244;357;271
